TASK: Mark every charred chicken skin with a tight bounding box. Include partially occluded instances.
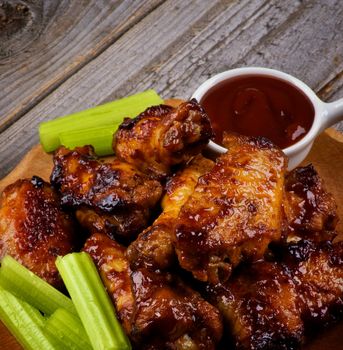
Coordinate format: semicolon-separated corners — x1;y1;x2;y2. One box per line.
50;146;162;241
113;100;213;179
84;233;223;350
83;233;134;334
175;133;287;284
127;155;214;271
284;164;338;242
0;177;76;289
209;239;343;350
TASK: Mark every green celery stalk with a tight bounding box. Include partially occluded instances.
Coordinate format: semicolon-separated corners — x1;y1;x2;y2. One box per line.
44;308;92;350
56;252;131;350
0;255;76;316
0;287;56;350
39;89;163;153
59;124;120;156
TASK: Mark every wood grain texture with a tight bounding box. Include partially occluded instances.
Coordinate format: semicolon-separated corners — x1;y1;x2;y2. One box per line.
0;0;343;178
0;0;163;131
0;128;343;350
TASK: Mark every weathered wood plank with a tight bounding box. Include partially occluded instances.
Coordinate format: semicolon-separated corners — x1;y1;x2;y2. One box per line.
0;0;343;178
146;1;343;110
233;1;343;112
0;0;163;131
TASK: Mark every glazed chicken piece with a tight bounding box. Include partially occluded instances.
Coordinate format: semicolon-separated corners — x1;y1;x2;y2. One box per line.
285;240;343;327
284;164;338;242
51;146;162;242
211;261;303;350
127;155;214;271
113;100;213;179
209;240;343;350
0;177;76;289
84;233;223;350
84;234;134;334
175;133;287;284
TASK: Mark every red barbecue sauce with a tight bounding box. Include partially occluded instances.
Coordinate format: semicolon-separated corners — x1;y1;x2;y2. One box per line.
200;75;314;149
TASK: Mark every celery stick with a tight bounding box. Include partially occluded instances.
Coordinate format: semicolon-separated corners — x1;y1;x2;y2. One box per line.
56;252;131;350
39;89;163;152
0;288;57;350
0;255;76;316
44;309;92;350
59;124;120;156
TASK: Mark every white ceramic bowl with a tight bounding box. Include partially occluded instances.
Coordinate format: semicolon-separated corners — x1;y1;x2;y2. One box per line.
192;67;343;170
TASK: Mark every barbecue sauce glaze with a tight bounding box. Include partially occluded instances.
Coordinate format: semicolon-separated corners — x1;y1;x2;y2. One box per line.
200;75;314;149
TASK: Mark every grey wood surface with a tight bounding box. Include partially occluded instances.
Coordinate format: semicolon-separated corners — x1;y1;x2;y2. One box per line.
0;0;162;131
0;0;342;181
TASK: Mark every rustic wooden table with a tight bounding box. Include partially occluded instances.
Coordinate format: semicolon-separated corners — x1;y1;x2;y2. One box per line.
0;0;343;349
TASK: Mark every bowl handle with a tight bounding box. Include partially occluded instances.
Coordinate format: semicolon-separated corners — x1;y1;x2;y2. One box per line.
321;98;343;131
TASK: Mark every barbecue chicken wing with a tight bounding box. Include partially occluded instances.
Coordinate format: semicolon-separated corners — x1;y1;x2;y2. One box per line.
284;164;338;242
113;100;213;179
175;133;287;284
127;155;214;271
84;233;223;350
0;177;76;289
209;240;343;350
84;233;134;334
51;146;162;242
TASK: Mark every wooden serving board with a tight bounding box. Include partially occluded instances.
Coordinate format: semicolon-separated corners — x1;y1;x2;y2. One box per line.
0;125;343;349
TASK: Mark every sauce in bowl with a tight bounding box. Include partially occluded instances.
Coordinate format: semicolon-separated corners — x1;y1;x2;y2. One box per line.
200;75;314;149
